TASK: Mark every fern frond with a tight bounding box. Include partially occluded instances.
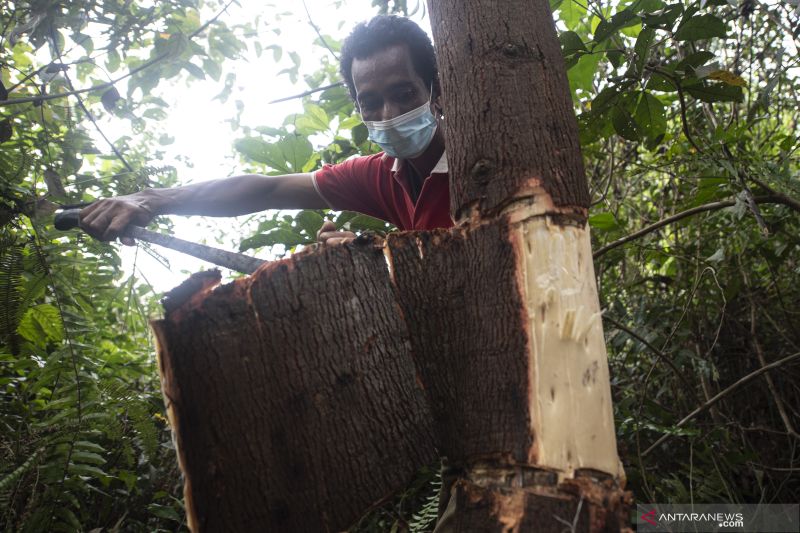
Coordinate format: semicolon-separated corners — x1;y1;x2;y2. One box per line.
409;475;442;533
0;239;25;354
0;447;45;495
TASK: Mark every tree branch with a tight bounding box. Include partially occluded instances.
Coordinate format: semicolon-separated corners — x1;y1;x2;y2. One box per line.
593;195;790;259
51;29;135;173
0;0;236;108
188;0;237;39
0;53;167;107
604;314;698;400
747;175;800;213
267;81;344;104
642;351;800;456
301;0;339;61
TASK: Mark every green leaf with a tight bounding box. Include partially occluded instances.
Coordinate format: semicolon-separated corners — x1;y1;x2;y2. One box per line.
234;137;270;162
18;304;64;344
633;28;655;74
68;463;109;480
339;115;363;130
72;451;106;465
295;210;325;236
295;103;330;134
611;104;640;141
568;52;602;94
685;82;743;103
642;4;683;29
276;135;314;172
634;92;667;140
54;507;81;530
148;503;182;522
646;72;677;92
75;441;106;453
239;229;310;252
638;0;666;13
556;0;588;30
202;58;221;81
347;214;391;233
594;10;638;44
182;61;205;80
592;86;623;115
352;123;369;146
118;470;137;492
675;51;715;73
106;49;120;72
674;15;727;41
560;31;586;56
589;212;620;230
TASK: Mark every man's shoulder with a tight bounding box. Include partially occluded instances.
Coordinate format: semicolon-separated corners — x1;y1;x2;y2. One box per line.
330;151;393;175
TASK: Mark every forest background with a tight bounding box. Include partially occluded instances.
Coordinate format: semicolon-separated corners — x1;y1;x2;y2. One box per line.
1;0;799;531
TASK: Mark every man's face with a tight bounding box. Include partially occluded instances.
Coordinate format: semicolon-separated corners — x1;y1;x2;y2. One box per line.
351;44;431;122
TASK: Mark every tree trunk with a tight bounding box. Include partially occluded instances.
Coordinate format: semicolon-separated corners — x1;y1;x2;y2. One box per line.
409;0;631;529
152;0;631;530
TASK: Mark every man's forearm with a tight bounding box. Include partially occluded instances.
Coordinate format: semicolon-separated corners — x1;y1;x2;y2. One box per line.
136;173;322;217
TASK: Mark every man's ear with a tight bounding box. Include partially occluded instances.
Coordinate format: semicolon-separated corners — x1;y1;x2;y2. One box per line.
433;78;444;117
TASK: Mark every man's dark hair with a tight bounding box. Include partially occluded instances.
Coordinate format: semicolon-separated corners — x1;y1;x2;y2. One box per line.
339;15;437;100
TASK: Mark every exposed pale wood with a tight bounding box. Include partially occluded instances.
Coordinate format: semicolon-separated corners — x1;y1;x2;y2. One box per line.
512;215;621;478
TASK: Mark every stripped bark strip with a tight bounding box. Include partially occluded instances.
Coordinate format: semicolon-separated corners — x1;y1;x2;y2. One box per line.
152;238;436;532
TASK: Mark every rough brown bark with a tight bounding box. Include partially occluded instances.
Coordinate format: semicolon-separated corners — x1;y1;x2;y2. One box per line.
152;238;436;532
429;0;591;220
387;221;532;463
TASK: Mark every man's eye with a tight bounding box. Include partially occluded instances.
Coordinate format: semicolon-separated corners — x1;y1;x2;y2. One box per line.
359;99;380;111
395;89;415;101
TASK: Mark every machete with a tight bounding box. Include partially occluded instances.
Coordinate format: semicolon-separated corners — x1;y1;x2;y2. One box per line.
54;209;266;275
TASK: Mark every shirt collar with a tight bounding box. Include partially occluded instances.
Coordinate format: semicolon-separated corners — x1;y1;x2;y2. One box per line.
389;151;449;175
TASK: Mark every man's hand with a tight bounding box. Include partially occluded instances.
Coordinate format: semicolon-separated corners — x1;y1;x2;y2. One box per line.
79;195;154;245
316;220;356;245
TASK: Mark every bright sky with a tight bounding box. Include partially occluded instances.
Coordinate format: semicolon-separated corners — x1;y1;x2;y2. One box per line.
105;1;431;294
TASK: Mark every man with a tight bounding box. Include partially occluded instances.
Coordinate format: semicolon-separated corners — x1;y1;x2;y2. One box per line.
81;14;457;528
80;15;452;245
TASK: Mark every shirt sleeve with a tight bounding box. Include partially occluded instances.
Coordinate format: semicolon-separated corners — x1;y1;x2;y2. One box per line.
312;154;392;221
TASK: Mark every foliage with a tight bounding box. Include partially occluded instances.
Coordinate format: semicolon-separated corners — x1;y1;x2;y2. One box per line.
1;0;799;531
0;1;247;530
551;0;800;504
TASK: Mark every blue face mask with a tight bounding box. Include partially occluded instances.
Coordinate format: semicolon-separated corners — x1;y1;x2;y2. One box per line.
360;91;438;159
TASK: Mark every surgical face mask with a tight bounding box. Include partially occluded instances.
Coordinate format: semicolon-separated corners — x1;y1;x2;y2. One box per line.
359;90;438;159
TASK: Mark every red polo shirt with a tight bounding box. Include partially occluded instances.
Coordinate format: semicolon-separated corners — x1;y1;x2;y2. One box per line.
312;152;453;231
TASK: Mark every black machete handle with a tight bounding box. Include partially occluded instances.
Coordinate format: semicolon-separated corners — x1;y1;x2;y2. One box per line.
54;208;82;230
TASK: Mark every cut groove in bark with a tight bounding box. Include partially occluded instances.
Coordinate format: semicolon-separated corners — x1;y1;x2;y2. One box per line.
152;238;436;532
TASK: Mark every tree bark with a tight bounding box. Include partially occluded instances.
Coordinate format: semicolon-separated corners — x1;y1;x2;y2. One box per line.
430;0;590;220
152;240;436;532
